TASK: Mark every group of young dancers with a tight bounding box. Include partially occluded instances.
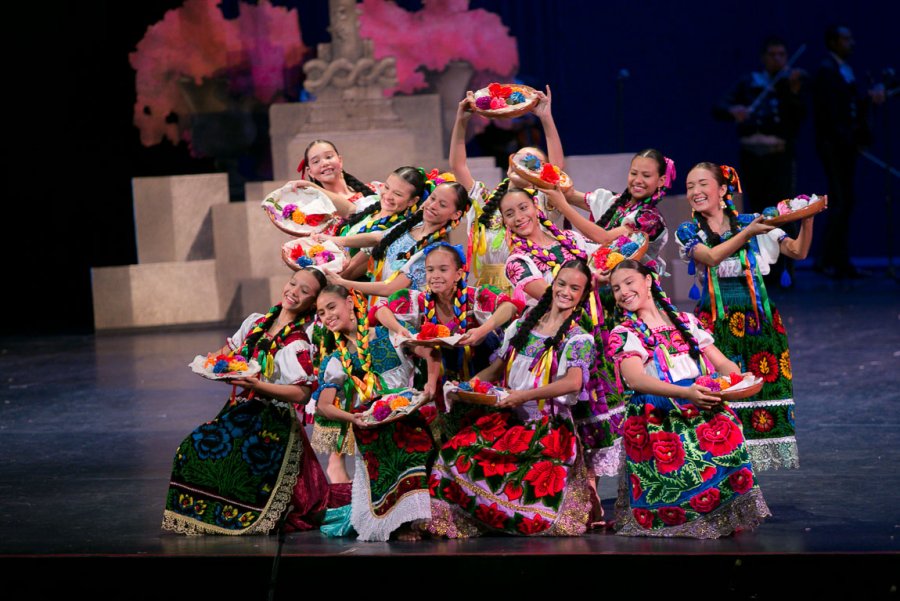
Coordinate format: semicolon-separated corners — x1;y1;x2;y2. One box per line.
162;89;820;540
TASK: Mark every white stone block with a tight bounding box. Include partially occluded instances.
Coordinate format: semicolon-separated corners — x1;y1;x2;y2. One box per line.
132;173;229;264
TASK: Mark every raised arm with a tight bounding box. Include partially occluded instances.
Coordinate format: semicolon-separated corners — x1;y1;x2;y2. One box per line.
778;204;822;260
534;86;564;169
326;270;411;298
448;94;476;192
288;179;358;219
543;188;630;245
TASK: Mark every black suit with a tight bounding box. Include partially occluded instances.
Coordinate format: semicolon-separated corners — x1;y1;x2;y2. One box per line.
812;54;871;272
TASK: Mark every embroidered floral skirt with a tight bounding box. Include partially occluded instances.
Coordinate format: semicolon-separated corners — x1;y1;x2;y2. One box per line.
163;397;337;535
424;405;591;537
616;385;771;538
695;277;798;470
572;287;629;477
350;409;437;541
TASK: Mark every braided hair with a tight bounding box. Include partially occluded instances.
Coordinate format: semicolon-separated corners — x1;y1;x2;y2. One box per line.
342;165;427;232
597;148;669;228
371;181;468;262
504;187;587;270
237;267;325;372
316;284;374;379
690;162;743;247
610;259;702;360
477;178;510;228
423;243;470;332
300;139;373;198
509;260;592;353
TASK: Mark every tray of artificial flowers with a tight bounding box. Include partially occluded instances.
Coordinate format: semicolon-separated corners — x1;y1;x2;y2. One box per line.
591;232;650;272
508;153;573;193
471;83;540;119
189;352;260;381
695;372;763;401
761;194;827;226
262;184;338;236
357;389;432;426
281;238;346;272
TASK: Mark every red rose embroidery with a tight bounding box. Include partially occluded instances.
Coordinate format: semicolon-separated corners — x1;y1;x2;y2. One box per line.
650;431;686;473
696;310;713;333
689;488;721;513
504;482;523;501
644;405;666;425
517;513;550;535
696;414;744;456
700;466;717;482
729;467;754;494
355;427;380;445
622;415;653;462
474;503;509;530
538;426;575;461
658;506;687;526
419;404;437;425
455;455;472;474
364;451;379;481
475;450;518;477
679;403;700;419
749;351;779;384
393;422;433;453
474;413;508;442
493;425;535;454
428;473;440;496
524;460;567;498
633;508;655;529
442;481;471;507
444;427;477;450
630;474;643;499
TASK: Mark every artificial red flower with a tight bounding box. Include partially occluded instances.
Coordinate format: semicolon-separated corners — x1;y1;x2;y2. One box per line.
539;163;561;184
689;488;721;513
474;502;509;530
658;506;687;526
538;426;575;461
477;289;497;312
488;83;512;98
633;508;655;529
289;245;306;261
696;414;744;456
517;513;550;535
729;468;754;494
650;431;686;474
304;214;325;227
474;413;508;442
419;404;437;425
393;422;433;453
524;460;566;498
475;450;518;477
493;425;535;454
729;373;744;386
418;322;440;340
504;482;523;501
622;415;653;462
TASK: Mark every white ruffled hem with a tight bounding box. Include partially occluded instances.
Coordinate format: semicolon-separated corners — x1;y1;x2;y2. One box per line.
349;453;432;542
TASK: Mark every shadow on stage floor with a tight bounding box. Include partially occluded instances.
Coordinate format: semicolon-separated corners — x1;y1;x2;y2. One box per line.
1;271;898;598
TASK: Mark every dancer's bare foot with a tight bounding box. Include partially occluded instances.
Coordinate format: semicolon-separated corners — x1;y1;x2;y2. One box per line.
326;453;350;484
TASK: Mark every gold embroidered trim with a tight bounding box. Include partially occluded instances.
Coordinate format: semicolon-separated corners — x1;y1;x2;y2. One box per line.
310;422;355;455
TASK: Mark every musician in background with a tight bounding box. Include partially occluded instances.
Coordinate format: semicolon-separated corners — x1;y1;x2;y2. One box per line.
714;36;807;287
812;25;886;279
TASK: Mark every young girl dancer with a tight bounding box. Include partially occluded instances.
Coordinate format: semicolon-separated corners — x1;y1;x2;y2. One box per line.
423;261;595;537
608;260;770;538
676;163;821;470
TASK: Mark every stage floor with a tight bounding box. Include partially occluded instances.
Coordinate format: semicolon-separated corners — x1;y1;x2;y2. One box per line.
2;271;898;591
